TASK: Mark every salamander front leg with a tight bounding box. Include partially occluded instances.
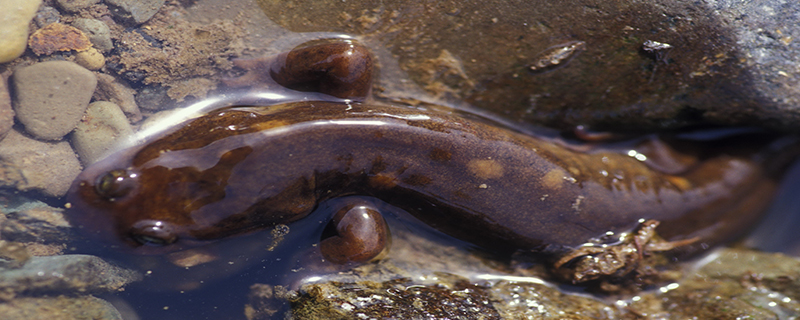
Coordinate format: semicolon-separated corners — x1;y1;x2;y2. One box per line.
224;39;373;101
320;202;390;264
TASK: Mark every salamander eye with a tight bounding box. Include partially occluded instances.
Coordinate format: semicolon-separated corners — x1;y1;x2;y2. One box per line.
95;169;137;199
130;220;177;246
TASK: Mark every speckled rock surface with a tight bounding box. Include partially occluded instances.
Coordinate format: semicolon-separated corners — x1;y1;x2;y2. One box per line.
33;6;60;28
72;101;134;165
0;0;43;63
0;295;123;320
12;61;97;140
105;0;167;24
0;129;82;197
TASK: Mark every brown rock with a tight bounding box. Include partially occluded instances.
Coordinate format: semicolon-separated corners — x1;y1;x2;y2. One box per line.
73;47;105;70
12;61;97;140
0;129;82;197
27;23;92;56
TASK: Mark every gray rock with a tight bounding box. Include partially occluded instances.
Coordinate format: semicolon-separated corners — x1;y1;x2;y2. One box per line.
0;77;14;140
106;0;167;24
56;0;101;12
33;6;60;28
0;296;123;320
72;18;113;52
0;254;142;300
12;61;97;140
72;101;134;165
93;73;142;122
0;129;82;197
706;0;800;129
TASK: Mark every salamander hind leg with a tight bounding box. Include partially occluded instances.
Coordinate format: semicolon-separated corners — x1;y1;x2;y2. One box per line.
551;220;698;291
319;200;390;264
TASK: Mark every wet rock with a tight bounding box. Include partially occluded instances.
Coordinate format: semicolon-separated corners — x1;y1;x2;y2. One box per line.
0;254;142;300
0;77;14;140
258;0;800;132
0;0;42;63
27;22;92;56
55;0;100;13
0;205;73;245
72;18;113;53
291;277;502;320
0;295;123;320
93;73;142;122
12;61;97;140
627;248;800;317
74;47;105;70
33;6;60;28
106;0;167;25
0;129;82;197
72;101;134;165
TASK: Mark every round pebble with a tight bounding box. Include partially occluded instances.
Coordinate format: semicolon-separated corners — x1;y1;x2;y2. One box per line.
0;0;43;63
12;61;97;140
55;0;101;12
74;47;105;70
72;101;134;165
72;18;113;52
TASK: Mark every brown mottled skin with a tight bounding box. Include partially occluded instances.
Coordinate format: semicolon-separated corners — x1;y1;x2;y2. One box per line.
66;40;788;274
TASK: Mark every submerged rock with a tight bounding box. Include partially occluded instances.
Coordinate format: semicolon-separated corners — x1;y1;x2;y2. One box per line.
258;0;800;132
0;255;142;300
0;295;123;320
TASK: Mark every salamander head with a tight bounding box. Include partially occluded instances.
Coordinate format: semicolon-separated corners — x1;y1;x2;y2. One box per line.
64;144;235;255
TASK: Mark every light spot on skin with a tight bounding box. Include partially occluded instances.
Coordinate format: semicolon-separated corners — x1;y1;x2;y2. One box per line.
568;166;581;176
542;168;568;190
572;195;585;213
467;159;505;180
251;120;290;131
665;176;692;191
478;184;488;189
